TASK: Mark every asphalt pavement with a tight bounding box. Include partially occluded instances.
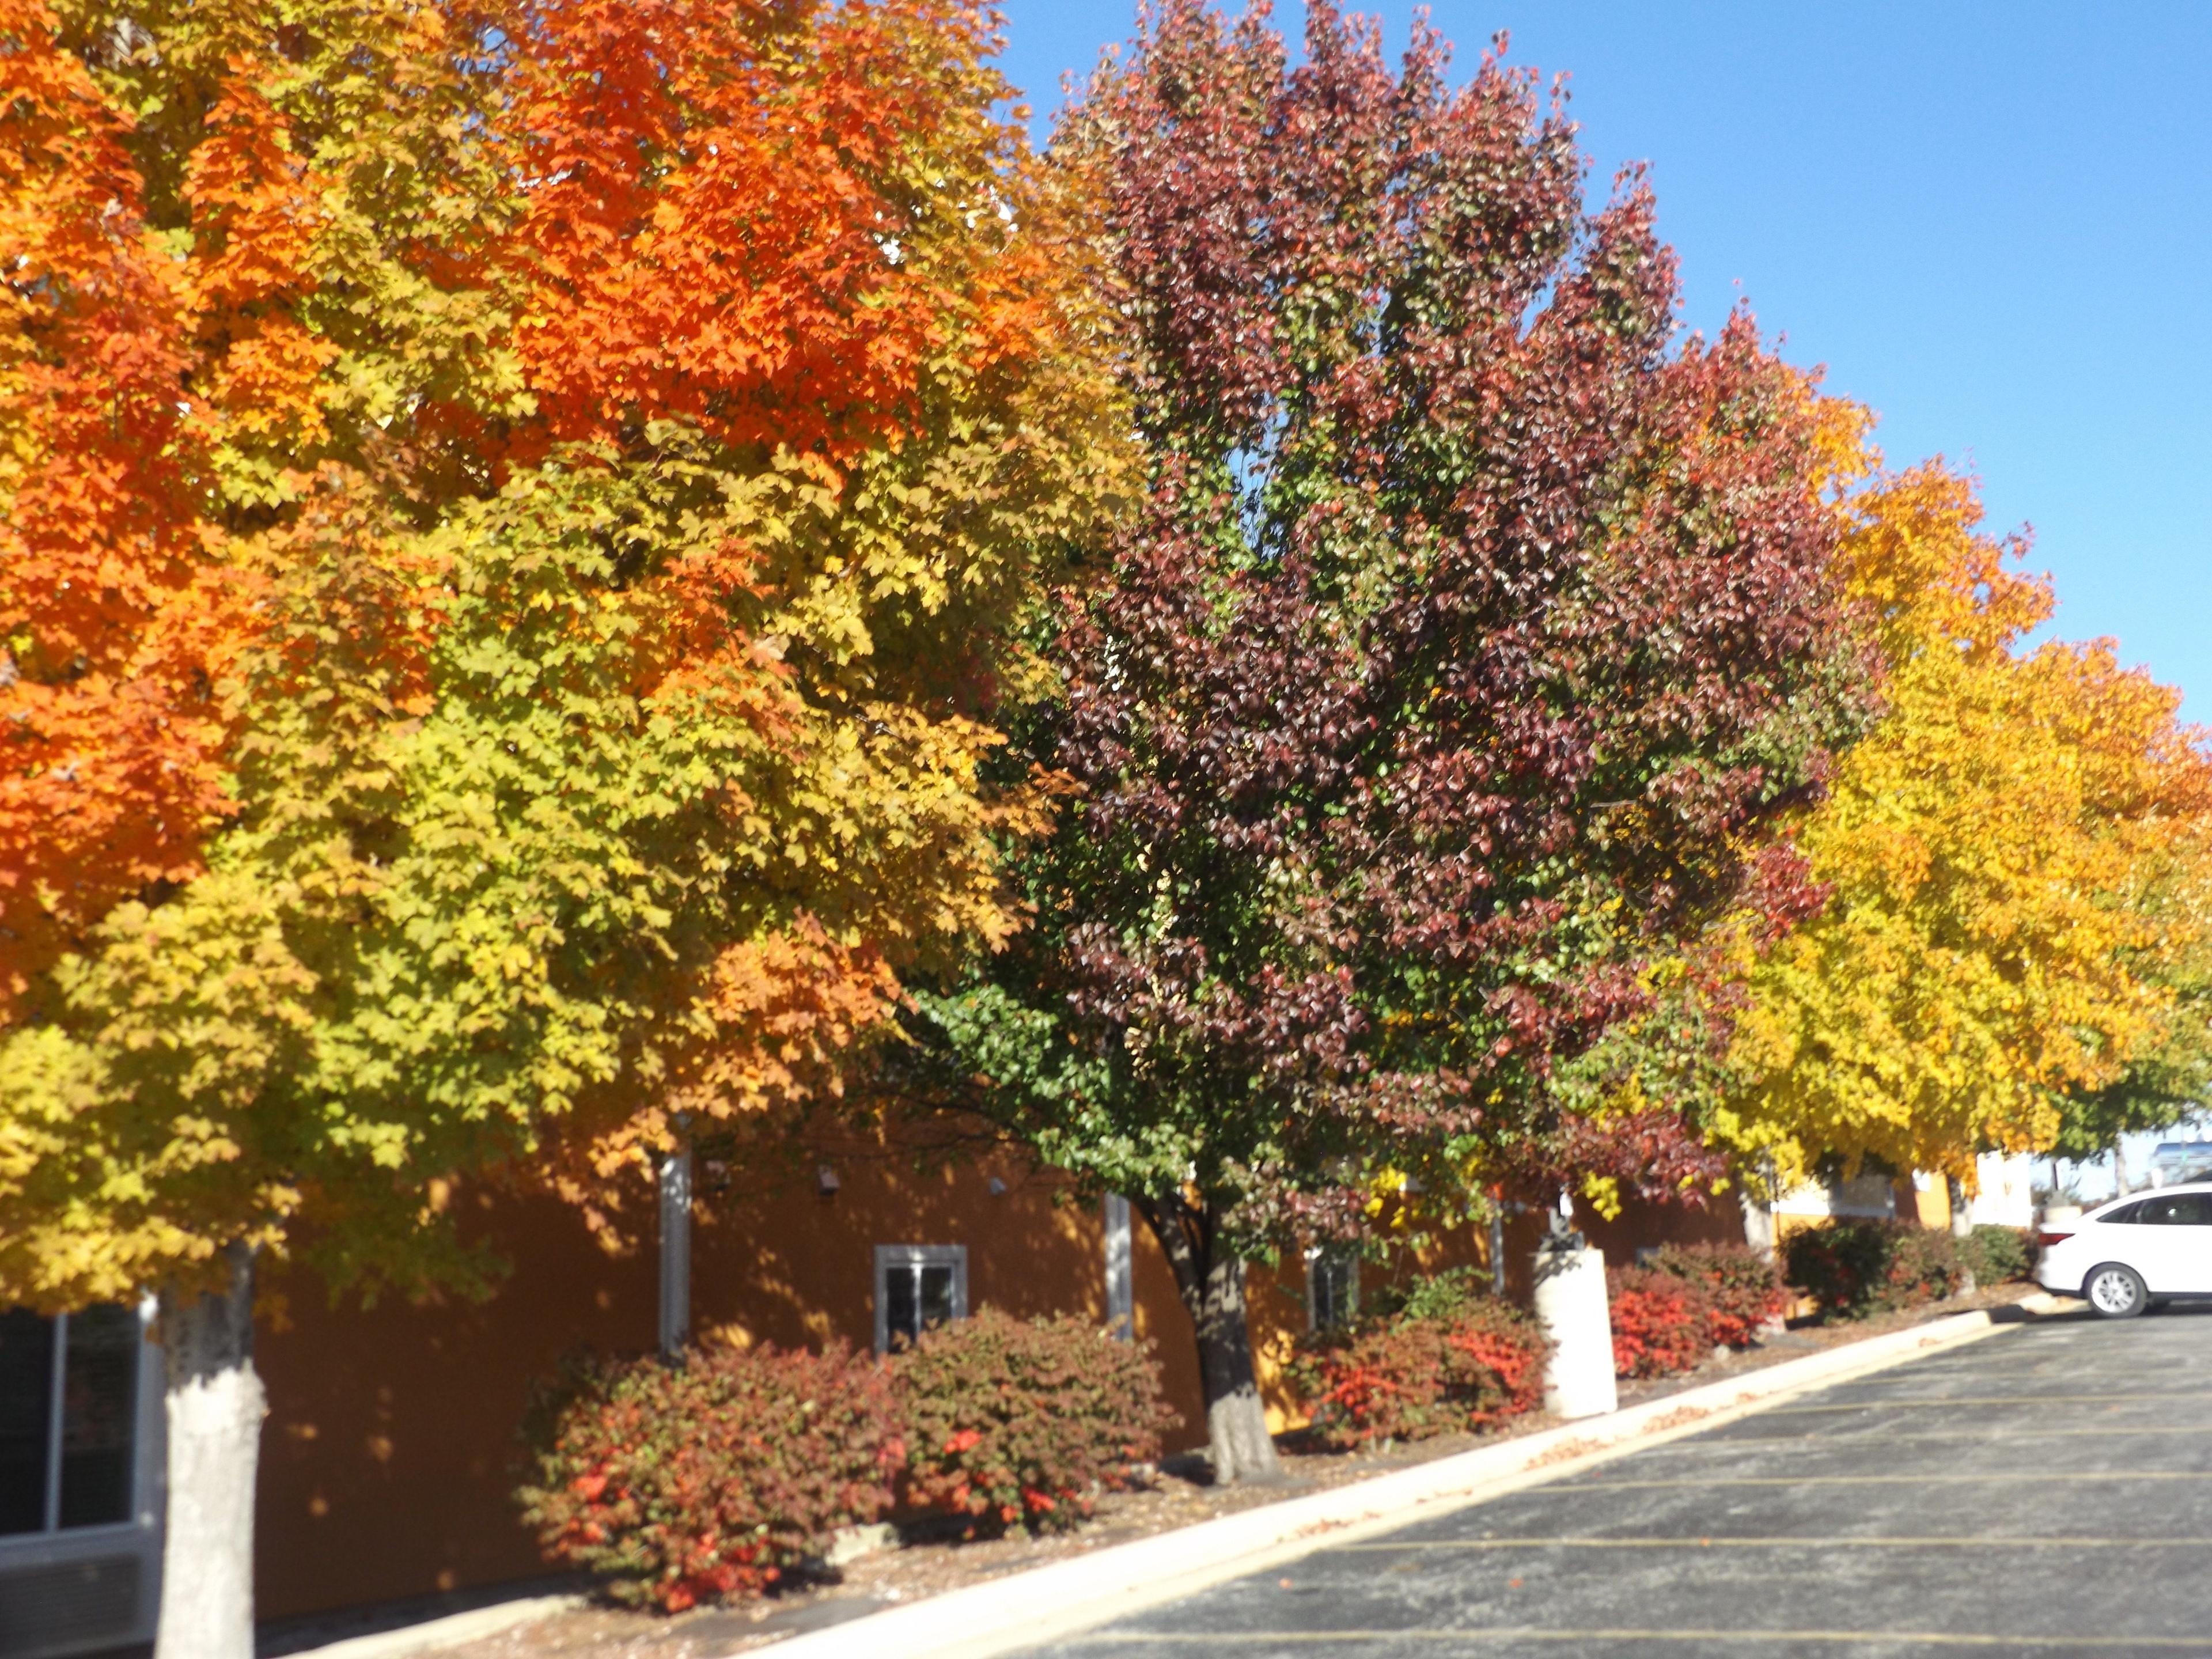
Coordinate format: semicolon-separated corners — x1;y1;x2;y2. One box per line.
1030;1305;2212;1658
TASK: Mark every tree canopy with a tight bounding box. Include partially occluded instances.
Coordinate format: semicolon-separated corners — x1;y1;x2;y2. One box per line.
1719;462;2212;1181
914;0;1869;1477
0;0;1124;1308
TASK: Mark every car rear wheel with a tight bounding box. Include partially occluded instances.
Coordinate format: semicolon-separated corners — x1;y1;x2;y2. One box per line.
2085;1263;2149;1318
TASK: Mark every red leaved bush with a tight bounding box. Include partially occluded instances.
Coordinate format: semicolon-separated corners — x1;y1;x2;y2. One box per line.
1289;1300;1550;1450
518;1342;903;1611
1607;1267;1715;1379
892;1307;1174;1536
1644;1243;1788;1348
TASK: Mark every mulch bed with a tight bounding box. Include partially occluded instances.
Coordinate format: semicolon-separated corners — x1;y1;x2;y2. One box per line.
418;1279;2042;1659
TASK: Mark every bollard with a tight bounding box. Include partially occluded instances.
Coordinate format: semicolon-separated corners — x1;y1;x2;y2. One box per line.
1533;1233;1618;1420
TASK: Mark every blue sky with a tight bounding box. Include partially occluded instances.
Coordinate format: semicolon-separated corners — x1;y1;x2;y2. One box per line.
998;1;2212;718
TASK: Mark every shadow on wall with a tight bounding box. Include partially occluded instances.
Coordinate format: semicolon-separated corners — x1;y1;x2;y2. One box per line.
252;1142;1194;1623
251;1164;1751;1622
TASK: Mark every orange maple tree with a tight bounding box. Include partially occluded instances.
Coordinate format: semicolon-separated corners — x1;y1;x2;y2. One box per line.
2;1;232;995
3;5;1121;1651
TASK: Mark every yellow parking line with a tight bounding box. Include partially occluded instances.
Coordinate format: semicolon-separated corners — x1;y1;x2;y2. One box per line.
1764;1390;2212;1412
1639;1425;2212;1447
1565;1471;2212;1490
1328;1535;2212;1551
1073;1634;2212;1650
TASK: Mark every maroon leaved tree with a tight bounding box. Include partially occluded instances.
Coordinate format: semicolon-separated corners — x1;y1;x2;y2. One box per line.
916;1;1868;1482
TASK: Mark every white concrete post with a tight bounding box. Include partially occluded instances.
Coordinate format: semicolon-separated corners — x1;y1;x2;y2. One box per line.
1103;1195;1134;1339
1741;1195;1776;1261
658;1135;692;1362
1533;1238;1618;1421
1743;1154;1780;1262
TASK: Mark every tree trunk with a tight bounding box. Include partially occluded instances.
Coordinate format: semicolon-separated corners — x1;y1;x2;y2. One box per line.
154;1241;263;1659
1134;1195;1281;1484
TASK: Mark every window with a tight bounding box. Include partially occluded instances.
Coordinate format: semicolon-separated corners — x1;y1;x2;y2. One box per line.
2138;1194;2212;1226
1306;1248;1358;1332
873;1246;968;1353
1;1306;142;1538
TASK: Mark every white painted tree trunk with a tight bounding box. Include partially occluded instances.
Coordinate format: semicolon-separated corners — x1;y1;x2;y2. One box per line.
1195;1255;1280;1484
1132;1195;1281;1485
1103;1195;1135;1339
154;1241;263;1659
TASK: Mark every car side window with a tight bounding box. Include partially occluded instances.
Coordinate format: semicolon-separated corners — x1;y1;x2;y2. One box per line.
2134;1195;2211;1225
2104;1201;2149;1224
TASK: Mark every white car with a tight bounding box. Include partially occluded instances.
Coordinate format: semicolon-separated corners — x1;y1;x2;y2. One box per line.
2036;1183;2212;1317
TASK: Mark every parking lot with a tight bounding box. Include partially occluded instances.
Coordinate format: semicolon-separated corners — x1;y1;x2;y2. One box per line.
1033;1308;2212;1657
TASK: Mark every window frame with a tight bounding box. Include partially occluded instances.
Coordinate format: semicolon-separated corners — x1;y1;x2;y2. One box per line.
1304;1247;1359;1333
872;1244;969;1355
0;1297;167;1657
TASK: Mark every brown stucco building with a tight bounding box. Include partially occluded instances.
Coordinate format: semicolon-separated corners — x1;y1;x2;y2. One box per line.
1;1142;1747;1653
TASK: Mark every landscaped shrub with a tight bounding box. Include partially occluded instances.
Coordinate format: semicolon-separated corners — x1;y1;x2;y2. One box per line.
891;1307;1174;1536
1368;1265;1490;1321
1957;1224;2032;1286
1884;1225;1965;1305
1645;1243;1789;1347
1607;1266;1716;1378
1785;1220;1964;1320
518;1342;903;1612
1290;1294;1549;1450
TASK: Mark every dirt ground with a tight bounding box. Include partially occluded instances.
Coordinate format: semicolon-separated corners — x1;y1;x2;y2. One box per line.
410;1281;2040;1659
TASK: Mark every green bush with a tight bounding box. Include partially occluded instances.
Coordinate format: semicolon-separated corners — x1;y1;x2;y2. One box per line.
891;1307;1173;1536
517;1342;903;1612
1958;1224;2032;1285
1370;1266;1490;1322
1289;1296;1549;1450
1643;1243;1789;1347
1785;1220;1963;1320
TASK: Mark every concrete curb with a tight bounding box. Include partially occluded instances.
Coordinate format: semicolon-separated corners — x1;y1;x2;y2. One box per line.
268;1594;585;1659
755;1308;2009;1659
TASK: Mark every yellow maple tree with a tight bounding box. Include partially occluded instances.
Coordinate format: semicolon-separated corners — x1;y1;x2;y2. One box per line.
1718;461;2212;1181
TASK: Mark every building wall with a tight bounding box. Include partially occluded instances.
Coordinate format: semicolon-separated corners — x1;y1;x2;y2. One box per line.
252;1145;1205;1622
1969;1153;2036;1228
251;1160;1738;1621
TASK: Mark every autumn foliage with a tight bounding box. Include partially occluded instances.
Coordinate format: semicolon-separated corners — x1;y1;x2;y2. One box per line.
1289;1294;1549;1449
520;1316;1171;1607
922;0;1865;1478
518;1342;906;1612
1643;1242;1788;1348
1721;460;2212;1181
0;0;1123;1308
890;1307;1174;1536
1784;1219;1964;1321
1604;1267;1716;1380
